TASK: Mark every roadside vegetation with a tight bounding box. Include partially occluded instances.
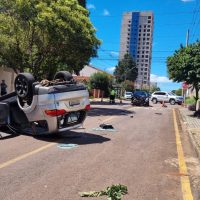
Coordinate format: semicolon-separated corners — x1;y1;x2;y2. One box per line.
167;42;200;103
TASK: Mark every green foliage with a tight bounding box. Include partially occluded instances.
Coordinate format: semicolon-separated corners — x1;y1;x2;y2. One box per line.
121;80;135;91
89;72;111;94
172;88;182;96
0;0;100;79
78;0;86;8
150;86;160;93
185;97;196;105
167;42;200;101
79;184;128;200
114;54;138;83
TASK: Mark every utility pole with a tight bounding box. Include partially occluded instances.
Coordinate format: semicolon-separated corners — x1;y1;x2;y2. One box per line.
186;29;189;47
183;29;190;104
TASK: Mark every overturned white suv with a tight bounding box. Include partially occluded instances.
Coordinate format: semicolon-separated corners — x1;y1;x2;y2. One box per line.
0;71;90;135
151;91;183;105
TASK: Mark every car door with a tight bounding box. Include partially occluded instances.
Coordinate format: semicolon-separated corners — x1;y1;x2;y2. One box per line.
156;92;168;102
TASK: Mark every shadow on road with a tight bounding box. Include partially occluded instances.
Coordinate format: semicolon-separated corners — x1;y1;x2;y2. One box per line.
91;101;129;106
34;131;110;145
88;107;134;117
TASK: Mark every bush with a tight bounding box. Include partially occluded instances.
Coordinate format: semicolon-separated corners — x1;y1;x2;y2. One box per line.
185;97;196;105
188;104;196;111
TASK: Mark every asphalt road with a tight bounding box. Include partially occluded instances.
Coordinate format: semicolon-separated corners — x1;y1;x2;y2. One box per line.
0;101;199;200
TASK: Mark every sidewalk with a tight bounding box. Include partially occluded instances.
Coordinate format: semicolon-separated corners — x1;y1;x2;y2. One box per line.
179;107;200;158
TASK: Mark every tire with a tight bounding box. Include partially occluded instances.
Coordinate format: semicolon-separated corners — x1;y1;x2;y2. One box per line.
170;99;176;105
14;73;35;99
54;71;73;82
152;98;157;104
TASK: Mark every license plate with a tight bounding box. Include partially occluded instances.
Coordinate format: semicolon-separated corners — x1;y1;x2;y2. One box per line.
69;100;80;107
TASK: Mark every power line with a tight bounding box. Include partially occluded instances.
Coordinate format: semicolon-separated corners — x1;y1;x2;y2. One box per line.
89;10;200;18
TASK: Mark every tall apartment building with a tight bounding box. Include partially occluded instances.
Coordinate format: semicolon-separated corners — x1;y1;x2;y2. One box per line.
119;11;154;88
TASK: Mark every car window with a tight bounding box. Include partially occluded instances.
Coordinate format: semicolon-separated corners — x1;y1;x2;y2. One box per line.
134;91;147;96
126;92;132;95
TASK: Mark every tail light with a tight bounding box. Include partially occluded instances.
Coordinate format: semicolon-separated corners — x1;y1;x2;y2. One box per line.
85;104;91;111
45;109;66;117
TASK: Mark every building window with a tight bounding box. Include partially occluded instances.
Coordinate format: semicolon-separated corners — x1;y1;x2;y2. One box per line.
144;81;147;84
148;20;151;23
143;34;146;36
145;55;148;58
147;29;150;32
144;25;146;28
147;33;150;36
148;16;151;19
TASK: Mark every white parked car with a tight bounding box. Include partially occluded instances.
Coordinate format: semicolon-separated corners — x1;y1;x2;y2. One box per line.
151;91;183;105
124;92;132;99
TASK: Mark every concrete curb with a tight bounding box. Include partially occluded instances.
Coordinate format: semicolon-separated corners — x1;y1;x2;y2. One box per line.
188;130;200;160
177;109;200;160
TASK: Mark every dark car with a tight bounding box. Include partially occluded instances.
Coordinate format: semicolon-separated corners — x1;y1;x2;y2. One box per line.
131;90;150;106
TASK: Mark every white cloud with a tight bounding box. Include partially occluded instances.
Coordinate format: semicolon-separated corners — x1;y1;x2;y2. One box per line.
103;9;110;16
87;4;96;10
109;51;119;57
150;74;172;83
181;0;195;2
106;67;115;73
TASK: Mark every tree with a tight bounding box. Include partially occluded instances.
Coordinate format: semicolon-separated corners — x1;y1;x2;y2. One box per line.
78;0;86;8
167;42;200;102
114;54;138;83
122;80;135;91
172;88;182;96
150;85;160;93
0;0;100;80
89;72;111;95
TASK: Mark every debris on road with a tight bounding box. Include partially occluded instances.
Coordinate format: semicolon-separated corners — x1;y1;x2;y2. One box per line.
92;124;117;132
100;124;114;129
79;184;128;200
130;115;134;118
57;143;78;149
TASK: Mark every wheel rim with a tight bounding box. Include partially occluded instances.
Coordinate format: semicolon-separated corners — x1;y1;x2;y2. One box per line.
15;77;28;98
171;100;175;104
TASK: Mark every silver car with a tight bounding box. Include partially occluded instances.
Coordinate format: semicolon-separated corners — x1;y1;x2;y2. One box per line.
0;71;90;135
151;91;183;105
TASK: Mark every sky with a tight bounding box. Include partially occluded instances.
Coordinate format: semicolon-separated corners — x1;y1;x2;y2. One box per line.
86;0;200;91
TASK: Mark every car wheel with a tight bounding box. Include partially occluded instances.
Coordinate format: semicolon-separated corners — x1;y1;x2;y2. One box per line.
152;98;157;104
14;73;35;99
54;71;73;82
170;99;176;105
